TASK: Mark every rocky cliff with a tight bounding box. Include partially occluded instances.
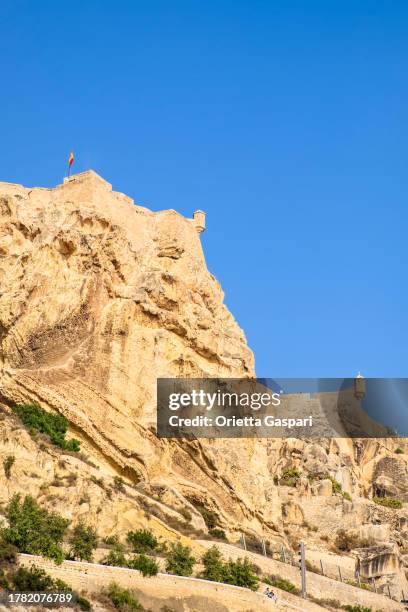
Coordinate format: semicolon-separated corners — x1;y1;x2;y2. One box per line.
0;171;407;603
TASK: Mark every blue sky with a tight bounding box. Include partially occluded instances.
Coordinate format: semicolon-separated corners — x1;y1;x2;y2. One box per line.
1;1;407;377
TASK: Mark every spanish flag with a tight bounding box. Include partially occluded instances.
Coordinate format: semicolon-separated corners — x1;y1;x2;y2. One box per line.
68;151;74;168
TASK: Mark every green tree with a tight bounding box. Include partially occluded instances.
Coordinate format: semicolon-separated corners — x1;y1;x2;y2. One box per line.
69;522;98;561
127;529;158;553
223;557;259;591
201;546;226;582
2;494;69;563
128;553;159;576
165;542;195;577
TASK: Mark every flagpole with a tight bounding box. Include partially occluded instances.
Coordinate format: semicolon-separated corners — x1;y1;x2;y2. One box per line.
67;152;74;178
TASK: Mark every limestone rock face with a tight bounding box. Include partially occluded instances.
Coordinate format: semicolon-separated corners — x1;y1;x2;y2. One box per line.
0;171;270;531
0;171;407;596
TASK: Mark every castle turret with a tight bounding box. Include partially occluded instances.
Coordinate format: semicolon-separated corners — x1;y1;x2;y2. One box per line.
193;210;206;234
354;372;366;400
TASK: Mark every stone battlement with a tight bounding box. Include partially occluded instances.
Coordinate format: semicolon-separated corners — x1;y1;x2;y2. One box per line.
62;169;113;190
0;170;206;235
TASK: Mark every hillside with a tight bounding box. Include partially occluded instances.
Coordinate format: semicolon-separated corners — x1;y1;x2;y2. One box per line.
0;171;407;610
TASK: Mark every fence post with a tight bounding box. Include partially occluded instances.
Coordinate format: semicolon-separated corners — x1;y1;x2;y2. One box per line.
387;584;391;598
357;571;361;588
261;539;267;557
402;589;406;602
372;577;377;593
338;566;343;582
299;542;307;599
242;533;247;551
320;559;324;576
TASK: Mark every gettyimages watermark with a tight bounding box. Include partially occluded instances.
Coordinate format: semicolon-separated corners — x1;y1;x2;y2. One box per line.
157;378;408;439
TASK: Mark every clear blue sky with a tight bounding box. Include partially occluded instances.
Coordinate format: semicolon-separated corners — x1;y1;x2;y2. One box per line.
1;1;407;377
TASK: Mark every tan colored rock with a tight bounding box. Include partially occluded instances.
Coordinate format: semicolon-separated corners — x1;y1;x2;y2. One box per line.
357;544;400;578
358;523;390;544
0;171;407;600
282;500;304;525
316;479;333;497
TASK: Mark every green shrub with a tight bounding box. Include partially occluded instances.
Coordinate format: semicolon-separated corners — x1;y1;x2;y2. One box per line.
193;504;219;529
102;544;158;577
7;564;90;609
104;535;120;547
3;455;15;479
346;579;372;591
342;606;371;612
165;542;195;576
69;522;98;561
265;575;299;594
342;491;352;502
102;547;127;568
310;596;341;608
128;553;159;577
76;595;92;611
279;467;301;487
12;404;80;452
395;447;404;454
179;507;192;522
12;565;61;591
335;529;357;552
223;557;259;591
107;582;143;611
201;547;259;590
201;546;227;582
90;475;105;487
282;467;301;479
2;494;69;563
328;475;342;495
373;496;403;509
114;476;126;493
0;538;18;567
209;528;227;540
127;529;158;553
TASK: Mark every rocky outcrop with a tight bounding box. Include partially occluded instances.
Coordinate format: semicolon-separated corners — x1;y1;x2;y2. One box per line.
0;171;407;600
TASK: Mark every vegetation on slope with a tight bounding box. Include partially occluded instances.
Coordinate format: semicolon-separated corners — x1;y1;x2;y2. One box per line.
106;582;143;611
373;496;403;509
0;541;91;611
200;545;259;591
2;494;69;564
12;404;81;452
69;522;98;562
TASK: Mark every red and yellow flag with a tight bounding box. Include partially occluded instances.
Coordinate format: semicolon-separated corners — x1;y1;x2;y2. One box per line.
68;151;74;167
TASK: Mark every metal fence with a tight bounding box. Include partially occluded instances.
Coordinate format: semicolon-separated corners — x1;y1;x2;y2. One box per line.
239;534;406;605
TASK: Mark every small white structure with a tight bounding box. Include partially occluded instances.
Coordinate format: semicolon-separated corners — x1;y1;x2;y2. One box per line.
354;372;366;400
193;210;206;234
